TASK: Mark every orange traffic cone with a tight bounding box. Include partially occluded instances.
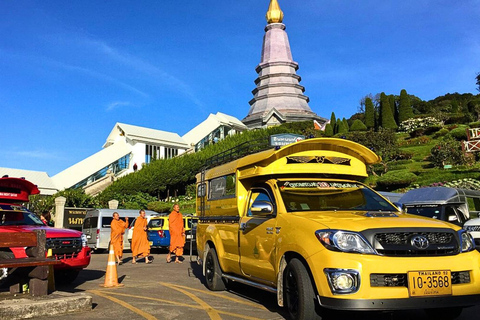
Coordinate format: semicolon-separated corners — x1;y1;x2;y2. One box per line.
100;244;124;288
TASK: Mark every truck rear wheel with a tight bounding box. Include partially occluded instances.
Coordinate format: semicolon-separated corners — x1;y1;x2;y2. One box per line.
284;258;317;320
205;248;225;291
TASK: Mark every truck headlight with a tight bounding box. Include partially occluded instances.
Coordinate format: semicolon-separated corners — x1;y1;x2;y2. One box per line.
459;230;475;252
316;230;375;254
81;233;88;247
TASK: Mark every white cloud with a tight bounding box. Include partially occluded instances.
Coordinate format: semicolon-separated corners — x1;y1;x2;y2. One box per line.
106;101;132;112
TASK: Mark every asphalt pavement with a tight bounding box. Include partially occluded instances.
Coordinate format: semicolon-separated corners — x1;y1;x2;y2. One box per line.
12;249;480;320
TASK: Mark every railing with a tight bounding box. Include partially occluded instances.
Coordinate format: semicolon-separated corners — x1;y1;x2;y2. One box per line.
203;138;272;169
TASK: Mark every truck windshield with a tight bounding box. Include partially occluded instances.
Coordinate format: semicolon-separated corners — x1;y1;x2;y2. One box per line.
278;180;397;212
0;211;45;226
404;206;441;219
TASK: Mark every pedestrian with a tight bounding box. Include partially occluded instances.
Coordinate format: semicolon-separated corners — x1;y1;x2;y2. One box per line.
131;209;151;264
166;204;185;264
133;163;138;172
40;211;53;226
110;212;128;265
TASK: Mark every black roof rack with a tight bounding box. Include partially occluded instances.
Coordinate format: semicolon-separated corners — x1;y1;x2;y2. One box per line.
203;138;272;170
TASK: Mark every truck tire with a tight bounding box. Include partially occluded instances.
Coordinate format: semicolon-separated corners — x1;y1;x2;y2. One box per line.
425;307;463;320
284;258;317;320
205;248;226;291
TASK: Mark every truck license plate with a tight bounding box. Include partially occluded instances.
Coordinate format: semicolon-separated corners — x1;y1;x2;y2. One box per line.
408;270;452;297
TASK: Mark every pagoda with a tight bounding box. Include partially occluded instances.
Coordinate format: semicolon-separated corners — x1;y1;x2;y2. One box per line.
242;0;326;129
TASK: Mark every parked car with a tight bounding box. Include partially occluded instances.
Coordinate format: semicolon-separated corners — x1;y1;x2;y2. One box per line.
146;215;170;249
145;214;198;252
83;209;156;251
0;176;91;284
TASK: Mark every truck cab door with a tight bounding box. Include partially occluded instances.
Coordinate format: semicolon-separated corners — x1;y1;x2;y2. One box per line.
239;187;277;284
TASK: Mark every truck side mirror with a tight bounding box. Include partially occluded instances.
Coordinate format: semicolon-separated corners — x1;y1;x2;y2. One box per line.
250;201;273;216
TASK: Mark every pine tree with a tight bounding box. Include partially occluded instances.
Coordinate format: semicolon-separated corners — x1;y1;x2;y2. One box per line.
337;121;347;135
324;123;334;137
364;98;375;129
342;118;349;132
380;92;398;129
329;112;337;135
389;95;398;124
398;89;414;123
350;119;367;131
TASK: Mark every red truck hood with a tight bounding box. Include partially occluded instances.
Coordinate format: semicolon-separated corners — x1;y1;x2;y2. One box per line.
0;225;83;238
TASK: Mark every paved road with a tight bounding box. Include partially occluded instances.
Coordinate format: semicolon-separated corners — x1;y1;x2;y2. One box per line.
24;250;480;320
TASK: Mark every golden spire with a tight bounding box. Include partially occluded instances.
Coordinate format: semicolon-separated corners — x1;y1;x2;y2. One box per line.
266;0;284;24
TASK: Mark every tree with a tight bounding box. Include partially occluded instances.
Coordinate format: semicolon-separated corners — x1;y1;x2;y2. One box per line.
380;92;398;130
330;112;337;135
337;120;347;135
398;89;414;123
342;118;349;132
389;94;398;123
476;72;480;92
324;123;334;137
350;119;367;132
364;97;375;129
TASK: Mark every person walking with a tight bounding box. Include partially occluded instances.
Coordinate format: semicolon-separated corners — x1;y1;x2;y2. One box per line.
167;204;185;264
110;212;128;265
131;209;151;264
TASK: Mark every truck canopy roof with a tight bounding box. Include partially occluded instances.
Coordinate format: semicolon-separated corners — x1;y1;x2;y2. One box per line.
199;138;381;181
399;187;480;206
0;176;40;203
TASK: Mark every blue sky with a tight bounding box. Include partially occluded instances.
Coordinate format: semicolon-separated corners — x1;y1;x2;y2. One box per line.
1;0;479;176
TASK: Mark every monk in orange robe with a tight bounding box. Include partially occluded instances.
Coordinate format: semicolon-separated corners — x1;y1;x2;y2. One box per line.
131;209;151;264
110;212;128;265
167;204;185;263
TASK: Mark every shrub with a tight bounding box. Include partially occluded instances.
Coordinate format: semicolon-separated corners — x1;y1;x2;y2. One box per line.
433;128;449;139
469;121;480;128
448;126;468;141
350;119;367;131
147;201;174;213
429;138;467;168
376;170;417;191
399;116;442;133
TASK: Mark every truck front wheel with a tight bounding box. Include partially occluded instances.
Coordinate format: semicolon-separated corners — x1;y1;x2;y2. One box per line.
205;248;225;291
284;258;317;320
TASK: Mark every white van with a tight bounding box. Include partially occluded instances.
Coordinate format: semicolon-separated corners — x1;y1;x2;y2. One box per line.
82;209;157;251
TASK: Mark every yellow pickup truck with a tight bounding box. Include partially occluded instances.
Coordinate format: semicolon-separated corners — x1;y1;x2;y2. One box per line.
195;138;480;320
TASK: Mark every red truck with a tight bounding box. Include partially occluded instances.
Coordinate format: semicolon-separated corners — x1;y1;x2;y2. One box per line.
0;176;91;283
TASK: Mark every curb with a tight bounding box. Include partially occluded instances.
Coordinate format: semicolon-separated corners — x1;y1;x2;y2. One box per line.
0;291;92;319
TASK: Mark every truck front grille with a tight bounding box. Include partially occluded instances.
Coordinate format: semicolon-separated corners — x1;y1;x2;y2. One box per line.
371;271;470;287
372;231;458;256
46;237;82;256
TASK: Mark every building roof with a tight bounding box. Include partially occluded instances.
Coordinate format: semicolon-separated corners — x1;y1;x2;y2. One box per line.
0;167;58;195
104;122;188;148
182;112;248;147
52;140;133;190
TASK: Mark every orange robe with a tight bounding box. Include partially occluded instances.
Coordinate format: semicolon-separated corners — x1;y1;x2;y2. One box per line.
110;219;128;258
169;211;185;256
131;216;150;258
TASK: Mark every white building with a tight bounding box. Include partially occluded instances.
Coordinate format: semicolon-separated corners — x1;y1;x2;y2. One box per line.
183;112;248;152
52;122;189;196
2;113;247;196
0;167;58;195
